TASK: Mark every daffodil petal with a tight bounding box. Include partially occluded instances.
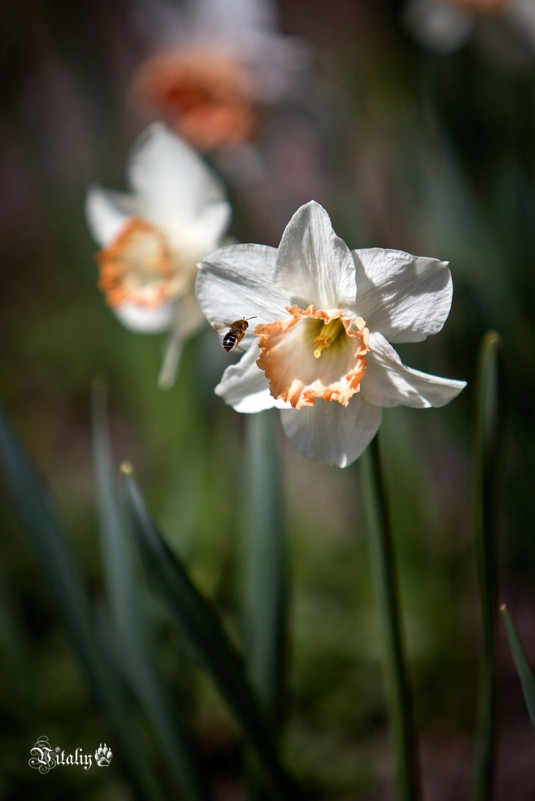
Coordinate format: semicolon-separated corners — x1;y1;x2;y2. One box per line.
362;332;466;408
192;0;276;38
239;32;312;101
162;199;232;265
510;0;535;35
193;0;278;38
188;201;232;252
113;300;176;334
353;248;453;343
275;201;357;309
158;294;207;389
280;395;383;468
232;387;289;413
85;186;139;247
215;343;290;412
128;123;227;227
197;243;289;325
403;0;474;53
501;1;535;63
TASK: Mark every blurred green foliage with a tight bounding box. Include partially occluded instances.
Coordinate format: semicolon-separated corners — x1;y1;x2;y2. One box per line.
1;1;535;799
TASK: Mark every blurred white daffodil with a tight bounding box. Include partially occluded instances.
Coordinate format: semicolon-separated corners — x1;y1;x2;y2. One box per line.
86;123;231;387
197;201;466;468
404;0;535;61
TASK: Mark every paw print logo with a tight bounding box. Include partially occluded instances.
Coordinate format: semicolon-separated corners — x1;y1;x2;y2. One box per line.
94;743;113;767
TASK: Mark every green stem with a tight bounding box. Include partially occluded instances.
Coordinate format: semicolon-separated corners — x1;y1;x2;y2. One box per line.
471;331;507;801
242;411;288;800
362;435;420;801
243;411;287;724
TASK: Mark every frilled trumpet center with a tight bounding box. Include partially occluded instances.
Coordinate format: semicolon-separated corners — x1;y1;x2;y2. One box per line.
97;217;183;308
255;305;370;409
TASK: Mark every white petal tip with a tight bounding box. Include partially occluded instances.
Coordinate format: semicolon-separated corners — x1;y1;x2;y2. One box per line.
114;302;176;333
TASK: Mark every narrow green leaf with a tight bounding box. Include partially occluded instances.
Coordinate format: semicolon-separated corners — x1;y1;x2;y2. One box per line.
0;402;166;801
92;381;212;801
500;604;535;730
242;411;288;800
361;435;420;801
121;465;301;801
471;331;507;801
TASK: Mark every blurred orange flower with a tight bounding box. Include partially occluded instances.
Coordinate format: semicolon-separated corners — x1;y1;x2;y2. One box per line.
131;46;259;152
129;0;310;153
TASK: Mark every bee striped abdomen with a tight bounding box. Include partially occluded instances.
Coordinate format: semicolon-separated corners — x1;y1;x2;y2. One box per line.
223;331;239;351
219;316;255;353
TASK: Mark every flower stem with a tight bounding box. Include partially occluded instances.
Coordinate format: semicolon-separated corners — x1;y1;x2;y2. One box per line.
242;411;288;800
362;435;420;801
471;331;507;801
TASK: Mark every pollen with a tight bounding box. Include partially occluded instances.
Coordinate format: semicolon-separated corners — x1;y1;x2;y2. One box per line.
313;318;345;358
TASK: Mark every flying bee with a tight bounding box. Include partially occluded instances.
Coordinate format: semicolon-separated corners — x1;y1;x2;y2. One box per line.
214;316;257;352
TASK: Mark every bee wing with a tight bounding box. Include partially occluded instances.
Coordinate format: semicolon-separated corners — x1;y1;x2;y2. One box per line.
212;321;234;333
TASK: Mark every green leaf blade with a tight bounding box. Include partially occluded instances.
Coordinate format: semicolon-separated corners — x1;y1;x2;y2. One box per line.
121;465;301;801
501;605;535;731
92;382;212;801
0;401;167;801
361;435;420;801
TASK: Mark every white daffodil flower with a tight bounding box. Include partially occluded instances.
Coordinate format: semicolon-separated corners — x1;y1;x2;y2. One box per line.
85;123;232;387
196;201;466;468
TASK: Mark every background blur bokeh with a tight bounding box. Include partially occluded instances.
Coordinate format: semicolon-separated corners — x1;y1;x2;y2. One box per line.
1;0;535;799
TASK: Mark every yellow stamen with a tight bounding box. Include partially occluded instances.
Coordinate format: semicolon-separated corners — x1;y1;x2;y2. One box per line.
313;318;345;358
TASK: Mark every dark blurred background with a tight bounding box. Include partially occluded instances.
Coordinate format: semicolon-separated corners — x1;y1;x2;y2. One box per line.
1;0;535;798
